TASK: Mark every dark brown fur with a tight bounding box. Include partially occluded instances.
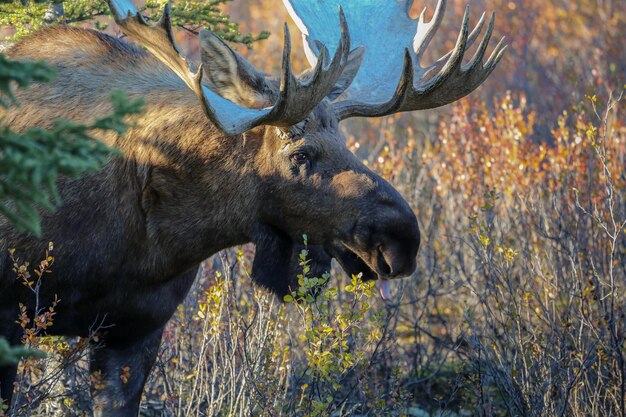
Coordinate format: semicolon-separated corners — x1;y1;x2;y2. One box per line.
0;27;419;416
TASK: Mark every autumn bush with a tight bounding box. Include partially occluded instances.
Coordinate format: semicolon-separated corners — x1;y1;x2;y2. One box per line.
2;0;626;416
413;91;626;416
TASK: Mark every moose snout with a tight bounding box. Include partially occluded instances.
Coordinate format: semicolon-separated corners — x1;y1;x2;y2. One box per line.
370;196;420;279
376;242;416;278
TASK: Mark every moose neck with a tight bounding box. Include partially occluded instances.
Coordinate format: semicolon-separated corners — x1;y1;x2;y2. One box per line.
115;90;263;277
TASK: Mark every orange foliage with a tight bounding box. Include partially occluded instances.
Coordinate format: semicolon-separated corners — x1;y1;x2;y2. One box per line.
423;92;625;210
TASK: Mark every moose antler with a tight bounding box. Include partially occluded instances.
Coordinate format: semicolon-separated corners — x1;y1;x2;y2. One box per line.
283;0;507;120
106;0;351;135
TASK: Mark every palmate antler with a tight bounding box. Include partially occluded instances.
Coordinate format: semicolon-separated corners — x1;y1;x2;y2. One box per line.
284;0;507;120
106;0;351;135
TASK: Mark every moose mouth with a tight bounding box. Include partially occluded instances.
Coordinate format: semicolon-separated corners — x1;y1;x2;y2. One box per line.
329;244;393;300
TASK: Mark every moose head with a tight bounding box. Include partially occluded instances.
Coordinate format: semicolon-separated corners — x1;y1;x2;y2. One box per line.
106;0;505;299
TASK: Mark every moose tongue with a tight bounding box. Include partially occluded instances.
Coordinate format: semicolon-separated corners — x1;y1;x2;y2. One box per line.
378;278;391;300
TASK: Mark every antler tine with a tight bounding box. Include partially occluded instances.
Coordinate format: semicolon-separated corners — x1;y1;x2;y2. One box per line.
418;9;505;89
107;1;193;89
107;0;351;135
274;23;298;115
414;0;446;59
464;11;492;70
421;10;488;80
467;12;487;48
420;4;470;91
485;36;508;69
310;41;331;85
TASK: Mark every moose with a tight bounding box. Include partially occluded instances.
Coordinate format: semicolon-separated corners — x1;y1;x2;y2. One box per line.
0;0;505;415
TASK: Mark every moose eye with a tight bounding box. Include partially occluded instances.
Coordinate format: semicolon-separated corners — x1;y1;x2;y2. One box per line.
290;152;310;165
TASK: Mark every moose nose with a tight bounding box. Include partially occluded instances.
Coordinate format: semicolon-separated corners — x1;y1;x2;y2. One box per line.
376;234;418;278
373;198;420;278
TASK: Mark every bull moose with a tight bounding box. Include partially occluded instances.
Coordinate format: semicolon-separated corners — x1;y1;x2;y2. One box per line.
0;0;505;415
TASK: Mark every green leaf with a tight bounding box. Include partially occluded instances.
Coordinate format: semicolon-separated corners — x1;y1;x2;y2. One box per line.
0;55;144;235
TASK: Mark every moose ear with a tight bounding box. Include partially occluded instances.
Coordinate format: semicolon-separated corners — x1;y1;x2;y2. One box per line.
326;46;365;101
251;225;332;299
199;31;271;108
